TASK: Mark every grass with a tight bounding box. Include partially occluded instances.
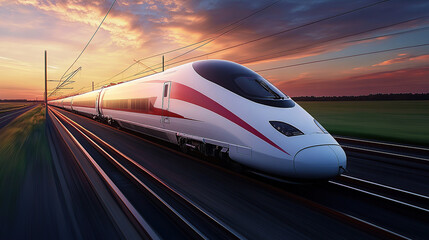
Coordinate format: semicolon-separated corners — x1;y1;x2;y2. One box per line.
297;100;429;146
0;102;29;113
0;105;51;219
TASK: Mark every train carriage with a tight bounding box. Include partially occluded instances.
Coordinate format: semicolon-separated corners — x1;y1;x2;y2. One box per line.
49;60;347;180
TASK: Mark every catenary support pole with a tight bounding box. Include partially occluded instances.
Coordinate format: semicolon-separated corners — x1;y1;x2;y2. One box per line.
45;50;47;113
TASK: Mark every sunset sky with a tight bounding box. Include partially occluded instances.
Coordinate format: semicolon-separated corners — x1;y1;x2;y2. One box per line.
0;0;428;100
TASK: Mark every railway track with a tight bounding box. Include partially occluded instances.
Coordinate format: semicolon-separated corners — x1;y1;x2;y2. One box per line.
331;175;429;213
320;174;429;240
326;137;429;239
335;136;429;164
254;171;429;239
330;174;429;216
49;107;243;239
50;106;421;239
251;172;428;240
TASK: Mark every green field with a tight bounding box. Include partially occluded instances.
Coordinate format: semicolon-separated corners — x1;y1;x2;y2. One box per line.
297;100;429;146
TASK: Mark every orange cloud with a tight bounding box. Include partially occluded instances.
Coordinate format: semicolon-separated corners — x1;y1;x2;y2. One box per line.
15;0;144;47
373;53;429;67
348;36;391;45
410;54;429;61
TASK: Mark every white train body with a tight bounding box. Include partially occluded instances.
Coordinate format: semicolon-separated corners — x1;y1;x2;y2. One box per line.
49;60;347;180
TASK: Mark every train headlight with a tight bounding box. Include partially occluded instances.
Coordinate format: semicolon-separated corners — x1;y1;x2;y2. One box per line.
270;121;303;137
314;119;329;134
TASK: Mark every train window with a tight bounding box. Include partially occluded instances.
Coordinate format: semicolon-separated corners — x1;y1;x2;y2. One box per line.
234;77;283;99
193;60;294;108
104;98;151;112
163;84;169;98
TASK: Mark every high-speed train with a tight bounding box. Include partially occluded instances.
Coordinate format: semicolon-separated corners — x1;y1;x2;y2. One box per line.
49;60;347;180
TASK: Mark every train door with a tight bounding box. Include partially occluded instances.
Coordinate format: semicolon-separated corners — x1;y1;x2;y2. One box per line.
95;92;100;116
96;89;104;117
161;81;171;126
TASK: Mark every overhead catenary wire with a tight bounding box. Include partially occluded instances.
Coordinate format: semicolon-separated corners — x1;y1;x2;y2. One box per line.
254;43;429;72
50;0;117;97
237;16;428;65
133;59;158;74
102;40;215;84
106;0;392;84
61;0;404;97
56;41;429;99
109;41;429;88
345;25;429;43
101;0;281;85
59;0;116;81
152;1;281;67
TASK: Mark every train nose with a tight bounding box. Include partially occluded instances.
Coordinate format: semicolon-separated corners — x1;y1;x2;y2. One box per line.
294;145;347;179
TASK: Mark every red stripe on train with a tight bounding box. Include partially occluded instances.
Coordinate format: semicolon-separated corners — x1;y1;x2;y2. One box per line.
170;82;290;155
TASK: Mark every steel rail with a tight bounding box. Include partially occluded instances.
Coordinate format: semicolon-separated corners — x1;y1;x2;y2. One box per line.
341;145;429;164
49;108;159;240
52;108;206;239
335;136;429;153
335;136;429;164
338;213;411;240
325;174;429;240
283;191;411;240
340;175;429;202
329;180;429;213
52;107;244;239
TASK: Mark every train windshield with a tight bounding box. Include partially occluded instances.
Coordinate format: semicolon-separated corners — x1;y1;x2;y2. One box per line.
192;60;294;108
234;76;284;99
